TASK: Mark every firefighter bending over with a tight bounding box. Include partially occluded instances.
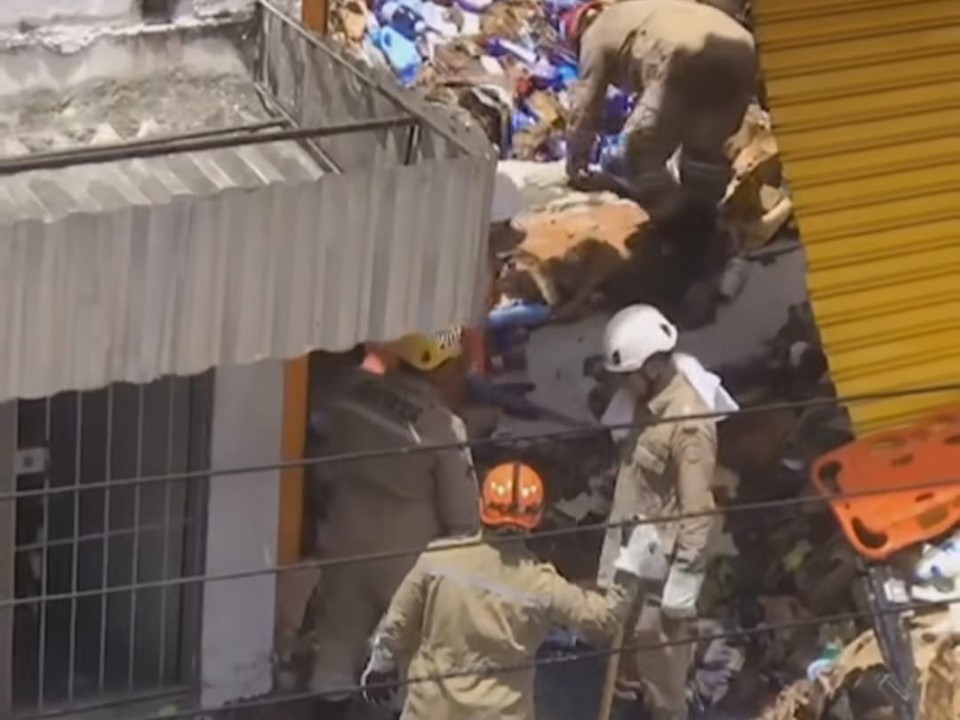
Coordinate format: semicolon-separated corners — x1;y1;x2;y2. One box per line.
598;304;729;720
307;327;481;720
360;462;661;720
563;0;757;209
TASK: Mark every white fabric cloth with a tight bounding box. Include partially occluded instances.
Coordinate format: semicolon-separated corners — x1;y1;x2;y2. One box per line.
673;353;739;419
600;354;739;441
661;566;705;619
613;523;666;579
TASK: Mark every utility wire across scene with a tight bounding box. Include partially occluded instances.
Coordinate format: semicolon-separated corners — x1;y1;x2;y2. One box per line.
6;380;959;502
4;380;957;610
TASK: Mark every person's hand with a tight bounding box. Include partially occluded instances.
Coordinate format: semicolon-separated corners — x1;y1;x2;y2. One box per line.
613;522;664;579
360;661;398;707
567;166;596;191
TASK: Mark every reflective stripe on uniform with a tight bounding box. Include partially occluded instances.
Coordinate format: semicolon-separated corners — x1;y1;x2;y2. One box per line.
425;566;548;611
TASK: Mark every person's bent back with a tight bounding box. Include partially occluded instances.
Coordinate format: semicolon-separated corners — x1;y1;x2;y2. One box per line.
361;462;660;720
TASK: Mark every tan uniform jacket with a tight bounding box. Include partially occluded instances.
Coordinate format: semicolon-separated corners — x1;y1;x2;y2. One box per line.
376;535;628;720
598;370;718;588
568;0;756;174
315;371;481;558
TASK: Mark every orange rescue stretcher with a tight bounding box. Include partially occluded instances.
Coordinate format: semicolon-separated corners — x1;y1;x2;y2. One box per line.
811;404;960;720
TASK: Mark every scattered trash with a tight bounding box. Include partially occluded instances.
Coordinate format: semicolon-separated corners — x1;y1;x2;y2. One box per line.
916;530;960;588
330;0;637;161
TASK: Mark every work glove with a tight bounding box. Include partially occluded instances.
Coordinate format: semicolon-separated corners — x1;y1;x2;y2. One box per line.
360;660;399;707
360;636;399;708
661;564;706;620
613;522;664;579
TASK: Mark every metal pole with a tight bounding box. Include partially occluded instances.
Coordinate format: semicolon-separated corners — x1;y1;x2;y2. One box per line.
0;117;415;175
3;119;286;167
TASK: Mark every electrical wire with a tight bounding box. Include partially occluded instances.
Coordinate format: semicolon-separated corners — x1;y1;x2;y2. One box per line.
3;381;958;609
116;595;958;720
4;380;959;503
6;458;960;611
11;381;958;711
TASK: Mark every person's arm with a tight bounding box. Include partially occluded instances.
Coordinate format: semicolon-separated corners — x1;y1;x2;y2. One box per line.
661;422;717;619
432;414;481;537
540;563;627;641
672;423;717;571
566;37;611;178
542;523;661;638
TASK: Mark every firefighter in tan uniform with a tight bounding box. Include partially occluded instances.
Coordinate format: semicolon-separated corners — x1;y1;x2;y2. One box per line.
563;0;757;208
359;462;663;720
307;327;482;719
597;304;727;720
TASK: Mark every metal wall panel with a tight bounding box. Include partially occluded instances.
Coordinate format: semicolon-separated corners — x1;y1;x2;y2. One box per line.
0;155;492;401
755;0;960;433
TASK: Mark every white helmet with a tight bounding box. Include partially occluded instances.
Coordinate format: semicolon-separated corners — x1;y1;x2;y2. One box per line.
602;304;678;373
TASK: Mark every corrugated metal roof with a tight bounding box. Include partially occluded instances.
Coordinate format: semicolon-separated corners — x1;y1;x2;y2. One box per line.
0;66;494;400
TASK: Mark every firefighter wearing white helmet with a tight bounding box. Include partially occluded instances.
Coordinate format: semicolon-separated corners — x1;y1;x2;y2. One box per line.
598;304;721;720
305;326;481;720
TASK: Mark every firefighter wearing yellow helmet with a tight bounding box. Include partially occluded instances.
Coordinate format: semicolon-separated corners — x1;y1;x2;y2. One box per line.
306;326;481;720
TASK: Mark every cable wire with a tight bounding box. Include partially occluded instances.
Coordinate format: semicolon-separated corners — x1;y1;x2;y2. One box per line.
115;595;957;720
4;380;959;503
6;466;960;610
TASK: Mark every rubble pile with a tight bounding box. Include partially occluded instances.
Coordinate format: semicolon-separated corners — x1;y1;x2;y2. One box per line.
330;0;610;160
760;609;959;720
319;4;951;719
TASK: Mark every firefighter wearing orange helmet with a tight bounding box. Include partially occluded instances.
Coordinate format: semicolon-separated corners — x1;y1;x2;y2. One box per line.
360;462;662;720
306;326;482;719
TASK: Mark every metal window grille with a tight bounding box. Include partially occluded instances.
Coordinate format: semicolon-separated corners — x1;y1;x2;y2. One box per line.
0;373;212;714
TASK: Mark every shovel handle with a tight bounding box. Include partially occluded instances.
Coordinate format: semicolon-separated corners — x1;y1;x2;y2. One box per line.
597;570;644;720
597;622;627;720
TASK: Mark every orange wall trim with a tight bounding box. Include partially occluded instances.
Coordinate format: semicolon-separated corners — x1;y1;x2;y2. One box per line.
302;0;329;34
278;357;308;565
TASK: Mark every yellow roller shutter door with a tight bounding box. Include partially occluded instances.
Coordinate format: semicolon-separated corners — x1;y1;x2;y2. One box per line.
754;0;960;434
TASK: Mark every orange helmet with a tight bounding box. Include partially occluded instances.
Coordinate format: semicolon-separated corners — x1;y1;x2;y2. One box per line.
480;462;546;531
560;1;604;50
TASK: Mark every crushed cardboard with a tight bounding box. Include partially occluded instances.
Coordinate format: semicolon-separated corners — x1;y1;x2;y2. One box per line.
494;104;793;318
760;607;959;720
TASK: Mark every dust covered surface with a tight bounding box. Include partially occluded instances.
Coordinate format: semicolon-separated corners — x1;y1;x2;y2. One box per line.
0;69;271;151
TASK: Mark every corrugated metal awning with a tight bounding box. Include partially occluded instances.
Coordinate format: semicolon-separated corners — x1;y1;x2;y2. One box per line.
0;17;496;400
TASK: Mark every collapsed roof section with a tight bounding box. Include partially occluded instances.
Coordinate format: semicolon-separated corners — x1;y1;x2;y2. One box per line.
0;1;496;401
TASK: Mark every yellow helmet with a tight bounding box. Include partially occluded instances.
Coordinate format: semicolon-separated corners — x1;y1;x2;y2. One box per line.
394;325;464;371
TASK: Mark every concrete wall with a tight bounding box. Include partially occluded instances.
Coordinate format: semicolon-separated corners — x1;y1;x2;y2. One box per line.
0;0;254;30
201;361;283;708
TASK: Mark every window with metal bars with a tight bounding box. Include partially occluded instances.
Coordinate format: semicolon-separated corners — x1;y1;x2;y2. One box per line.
1;373;212;714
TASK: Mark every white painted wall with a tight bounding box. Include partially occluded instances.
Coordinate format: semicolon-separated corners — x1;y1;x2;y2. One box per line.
0;0;134;28
0;0;255;31
201;361;284;708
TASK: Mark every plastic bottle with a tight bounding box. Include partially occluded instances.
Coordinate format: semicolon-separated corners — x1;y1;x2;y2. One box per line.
486;37;539;67
456;0;493;13
487;302;551;332
370;27;422;86
916;530;960;587
378;0;425;41
806;642;842;681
